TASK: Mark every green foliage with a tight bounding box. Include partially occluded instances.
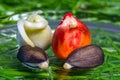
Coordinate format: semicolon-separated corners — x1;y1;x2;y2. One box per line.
0;0;120;80
0;26;120;79
0;0;120;26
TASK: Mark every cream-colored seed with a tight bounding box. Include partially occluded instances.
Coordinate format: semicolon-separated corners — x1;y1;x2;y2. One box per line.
63;63;73;69
40;61;48;69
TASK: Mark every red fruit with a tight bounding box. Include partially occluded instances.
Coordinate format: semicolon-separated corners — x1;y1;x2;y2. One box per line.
52;12;91;59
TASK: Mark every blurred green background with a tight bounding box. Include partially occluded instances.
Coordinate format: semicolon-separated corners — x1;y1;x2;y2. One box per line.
0;0;120;25
0;0;120;80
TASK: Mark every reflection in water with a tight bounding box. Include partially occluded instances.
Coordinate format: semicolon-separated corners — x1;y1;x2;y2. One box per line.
56;69;70;80
54;67;93;80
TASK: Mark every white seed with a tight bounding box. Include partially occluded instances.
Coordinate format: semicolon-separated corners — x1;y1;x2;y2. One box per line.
63;63;73;69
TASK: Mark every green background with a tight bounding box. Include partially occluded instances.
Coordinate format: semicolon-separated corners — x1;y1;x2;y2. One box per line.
0;0;120;80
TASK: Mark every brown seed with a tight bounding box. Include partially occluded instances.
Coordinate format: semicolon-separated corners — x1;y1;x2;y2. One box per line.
17;45;49;69
63;45;104;69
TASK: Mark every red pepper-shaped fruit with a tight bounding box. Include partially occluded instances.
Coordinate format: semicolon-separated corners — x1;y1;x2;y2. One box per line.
52;12;91;59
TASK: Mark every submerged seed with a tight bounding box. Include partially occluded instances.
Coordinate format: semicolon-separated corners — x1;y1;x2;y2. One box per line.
63;45;104;69
17;45;49;69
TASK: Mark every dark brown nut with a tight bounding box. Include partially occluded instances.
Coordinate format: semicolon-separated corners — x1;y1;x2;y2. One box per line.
17;45;49;69
63;45;104;69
